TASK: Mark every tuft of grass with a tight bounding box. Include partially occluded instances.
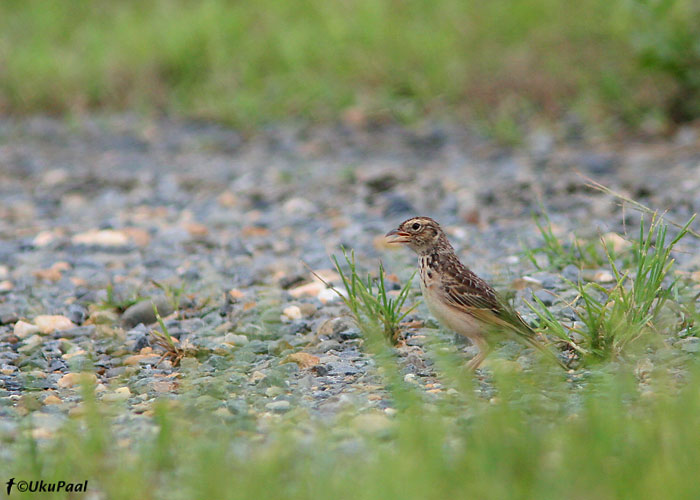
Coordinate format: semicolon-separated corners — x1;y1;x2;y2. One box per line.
528;213;695;362
311;249;418;345
574;213;695;359
98;282;142;312
151;303;188;366
151;279;186;311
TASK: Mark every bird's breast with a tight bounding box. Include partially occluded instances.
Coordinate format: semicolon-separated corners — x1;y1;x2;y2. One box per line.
419;259;482;340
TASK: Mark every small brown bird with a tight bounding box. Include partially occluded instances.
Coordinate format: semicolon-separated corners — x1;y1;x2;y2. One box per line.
386;216;563;370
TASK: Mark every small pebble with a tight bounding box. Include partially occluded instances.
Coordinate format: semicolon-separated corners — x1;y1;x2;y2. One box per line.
601;232;631;253
265;400;291;413
282;305;302;321
223;333;249;346
533;289;554;306
14;321;40;339
102;387;131;402
265;387;284;397
34;315;76;334
299;303;317;316
288;282;324;298
32;231;59;247
593;271;615;283
17;335;44;353
318;288;339;304
283;352;320;369
72;229;130;247
511;276;543;291
43;395;63;405
122;298;173;327
678;337;700;353
57;372;97;388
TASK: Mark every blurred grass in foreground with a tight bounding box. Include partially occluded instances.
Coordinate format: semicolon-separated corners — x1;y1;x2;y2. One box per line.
4;359;700;499
0;0;698;136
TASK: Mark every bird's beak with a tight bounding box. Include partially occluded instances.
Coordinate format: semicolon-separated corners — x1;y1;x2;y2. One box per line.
385;229;410;244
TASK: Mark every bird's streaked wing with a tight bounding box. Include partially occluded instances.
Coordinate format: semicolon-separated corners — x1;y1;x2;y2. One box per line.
438;258;536;339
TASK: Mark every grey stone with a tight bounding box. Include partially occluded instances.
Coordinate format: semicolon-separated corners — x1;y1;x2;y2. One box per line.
277;362;299;376
561;265;580;282
265;400;291;413
0;305;19;325
678;337;700;353
207;355;231;370
382;193;415;217
193;395;223;411
132;335;150;352
226;399;248;415
531;272;561;290
105;366;127;378
246;340;269;354
67;304;87;325
331;318;361;340
327;362;359;375
313;364;329;376
235;350;257;363
363;170;399;193
122;297;174;328
315;340;341;353
52;325;95;339
579;152;617;174
223;333;249;346
533;289;555;306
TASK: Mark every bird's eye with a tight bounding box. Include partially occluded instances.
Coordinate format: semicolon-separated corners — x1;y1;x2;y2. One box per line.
411;222;421;230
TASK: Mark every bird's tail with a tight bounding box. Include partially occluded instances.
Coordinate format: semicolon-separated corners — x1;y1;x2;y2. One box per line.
484;315;569;370
503;308;569;370
477;300;570;370
519;330;569;370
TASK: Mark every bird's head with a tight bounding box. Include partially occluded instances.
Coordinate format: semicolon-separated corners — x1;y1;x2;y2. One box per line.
385;216;452;255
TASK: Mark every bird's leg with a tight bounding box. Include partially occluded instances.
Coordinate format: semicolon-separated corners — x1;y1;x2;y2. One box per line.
465;336;490;371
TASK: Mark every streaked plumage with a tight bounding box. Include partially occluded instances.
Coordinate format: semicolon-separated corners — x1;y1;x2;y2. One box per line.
386;216;564;370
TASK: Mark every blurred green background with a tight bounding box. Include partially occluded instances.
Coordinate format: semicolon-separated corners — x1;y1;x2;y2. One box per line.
1;0;698;136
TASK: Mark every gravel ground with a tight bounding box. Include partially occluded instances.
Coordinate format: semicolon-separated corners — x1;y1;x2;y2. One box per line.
0;115;699;441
